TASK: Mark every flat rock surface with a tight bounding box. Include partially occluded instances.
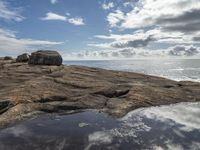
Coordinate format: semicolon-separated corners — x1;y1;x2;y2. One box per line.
0;59;200;127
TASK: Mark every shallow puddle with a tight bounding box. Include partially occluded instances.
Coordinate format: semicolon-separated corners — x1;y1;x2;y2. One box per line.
0;102;200;150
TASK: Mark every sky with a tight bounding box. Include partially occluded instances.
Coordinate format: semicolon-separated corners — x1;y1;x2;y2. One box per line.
0;0;200;59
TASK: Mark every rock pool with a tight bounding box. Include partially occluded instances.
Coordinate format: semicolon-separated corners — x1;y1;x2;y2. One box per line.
0;102;199;150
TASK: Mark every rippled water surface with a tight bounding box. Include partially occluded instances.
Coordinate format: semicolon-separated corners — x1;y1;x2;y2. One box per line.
64;59;200;82
0;102;200;150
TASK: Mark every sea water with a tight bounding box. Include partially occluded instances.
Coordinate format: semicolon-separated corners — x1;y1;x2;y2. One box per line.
64;59;200;82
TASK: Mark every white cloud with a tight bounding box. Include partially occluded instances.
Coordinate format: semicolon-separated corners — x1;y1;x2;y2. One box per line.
102;2;114;10
106;0;200;32
50;0;58;4
86;0;199;59
41;12;66;21
95;28;200;45
66;12;71;16
107;10;124;27
40;12;85;26
63;43;200;60
89;26;200;58
0;28;63;56
88;42;112;49
68;17;85;26
123;2;133;8
169;45;199;56
62;48;169;60
91;29;160;49
0;0;24;22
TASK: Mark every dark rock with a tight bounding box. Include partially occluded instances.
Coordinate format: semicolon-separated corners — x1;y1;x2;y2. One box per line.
0;100;13;114
95;87;130;98
0;100;10;110
16;53;29;62
4;56;13;60
28;50;62;66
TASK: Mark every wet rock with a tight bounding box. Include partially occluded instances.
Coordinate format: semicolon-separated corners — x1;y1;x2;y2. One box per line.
16;53;29;62
28;50;62;66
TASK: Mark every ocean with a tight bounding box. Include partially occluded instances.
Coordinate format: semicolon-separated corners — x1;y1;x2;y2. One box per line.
64;59;200;82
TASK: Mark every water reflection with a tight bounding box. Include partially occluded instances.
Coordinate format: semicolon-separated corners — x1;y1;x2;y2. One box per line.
0;102;199;150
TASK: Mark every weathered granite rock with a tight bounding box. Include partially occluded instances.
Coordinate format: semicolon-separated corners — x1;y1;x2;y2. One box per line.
28;50;62;66
0;59;200;127
16;53;29;62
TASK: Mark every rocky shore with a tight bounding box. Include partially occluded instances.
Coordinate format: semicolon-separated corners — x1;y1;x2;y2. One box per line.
0;51;200;127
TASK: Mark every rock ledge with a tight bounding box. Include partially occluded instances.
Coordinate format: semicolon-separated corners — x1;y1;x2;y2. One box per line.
0;59;199;127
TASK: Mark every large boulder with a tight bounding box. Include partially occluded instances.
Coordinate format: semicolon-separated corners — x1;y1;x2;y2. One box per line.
28;50;62;66
4;56;13;60
16;53;29;62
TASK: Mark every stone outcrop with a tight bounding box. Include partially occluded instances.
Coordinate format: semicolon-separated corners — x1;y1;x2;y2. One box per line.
16;53;29;62
28;50;62;66
4;56;13;60
0;59;200;127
